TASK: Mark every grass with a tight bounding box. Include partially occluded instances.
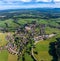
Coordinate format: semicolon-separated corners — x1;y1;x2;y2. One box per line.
20;53;34;61
45;27;60;34
25;53;33;61
0;50;8;61
34;38;55;61
37;19;48;24
0;50;17;61
8;53;17;61
0;33;8;46
0;19;19;28
17;18;37;25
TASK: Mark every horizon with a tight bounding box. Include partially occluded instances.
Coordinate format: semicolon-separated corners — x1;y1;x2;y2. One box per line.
0;0;60;10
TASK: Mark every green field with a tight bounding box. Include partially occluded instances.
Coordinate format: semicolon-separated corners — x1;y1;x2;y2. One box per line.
0;50;17;61
0;33;8;46
0;18;59;28
34;38;56;61
0;50;8;61
8;53;17;61
45;27;60;34
20;53;34;61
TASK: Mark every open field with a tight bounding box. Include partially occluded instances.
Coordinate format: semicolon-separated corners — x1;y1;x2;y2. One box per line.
45;27;60;34
20;53;34;61
8;53;17;61
34;38;55;61
0;50;17;61
0;19;19;28
0;33;8;46
0;50;8;61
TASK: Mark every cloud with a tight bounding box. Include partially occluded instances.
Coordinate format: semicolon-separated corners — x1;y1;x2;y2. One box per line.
0;0;60;3
0;0;60;10
4;0;20;2
2;0;32;3
0;0;32;5
0;0;21;5
54;0;60;2
21;0;32;2
36;0;52;2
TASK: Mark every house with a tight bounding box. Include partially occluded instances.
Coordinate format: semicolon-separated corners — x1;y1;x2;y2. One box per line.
34;36;43;41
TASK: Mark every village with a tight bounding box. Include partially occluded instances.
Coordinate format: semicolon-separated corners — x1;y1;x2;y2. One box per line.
0;20;57;61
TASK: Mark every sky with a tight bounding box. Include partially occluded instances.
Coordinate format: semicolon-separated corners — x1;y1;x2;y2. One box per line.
0;0;60;10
